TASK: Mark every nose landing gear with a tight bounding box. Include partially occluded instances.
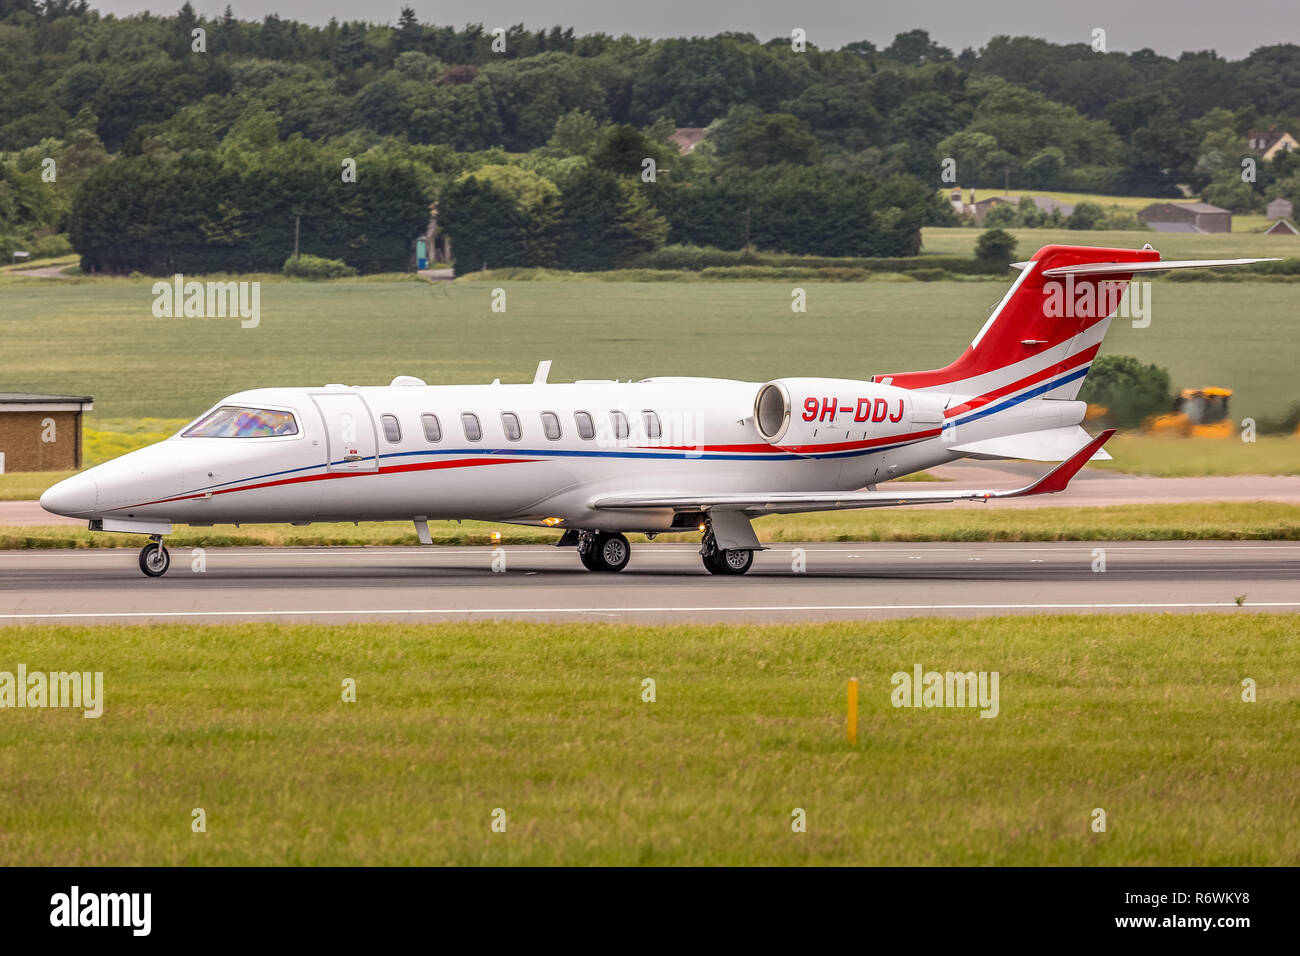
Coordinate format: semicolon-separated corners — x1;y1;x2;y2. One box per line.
139;536;171;577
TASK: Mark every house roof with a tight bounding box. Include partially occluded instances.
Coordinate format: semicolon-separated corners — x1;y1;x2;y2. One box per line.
1140;201;1230;219
668;127;708;154
1265;218;1299;235
0;393;93;403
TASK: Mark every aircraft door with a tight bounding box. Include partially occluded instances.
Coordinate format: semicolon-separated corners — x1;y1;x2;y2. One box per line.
311;392;379;473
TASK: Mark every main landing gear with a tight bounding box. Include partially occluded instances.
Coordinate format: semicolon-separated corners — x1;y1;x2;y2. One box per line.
699;526;754;576
565;525;755;575
138;536;171;577
577;531;631;573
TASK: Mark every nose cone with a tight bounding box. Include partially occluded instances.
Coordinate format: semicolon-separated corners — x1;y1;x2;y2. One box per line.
40;472;99;518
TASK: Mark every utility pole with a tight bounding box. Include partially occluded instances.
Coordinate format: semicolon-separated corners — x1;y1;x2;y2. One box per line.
293;215;300;259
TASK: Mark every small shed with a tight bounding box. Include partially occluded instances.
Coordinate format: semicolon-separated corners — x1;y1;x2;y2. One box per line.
1266;198;1294;221
0;393;93;472
1265;218;1299;236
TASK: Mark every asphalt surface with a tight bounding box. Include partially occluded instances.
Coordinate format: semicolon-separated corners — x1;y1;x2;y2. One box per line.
2;541;1298;625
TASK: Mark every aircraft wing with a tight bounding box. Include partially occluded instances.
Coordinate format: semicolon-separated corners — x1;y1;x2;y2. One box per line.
593;430;1114;516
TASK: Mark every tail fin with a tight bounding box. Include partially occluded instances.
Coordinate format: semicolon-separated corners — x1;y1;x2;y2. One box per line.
872;244;1276;403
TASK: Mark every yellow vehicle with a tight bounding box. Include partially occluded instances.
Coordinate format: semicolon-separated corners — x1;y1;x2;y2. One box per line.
1148;387;1235;438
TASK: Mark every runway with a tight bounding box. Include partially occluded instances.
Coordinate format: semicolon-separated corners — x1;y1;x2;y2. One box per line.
2;541;1299;625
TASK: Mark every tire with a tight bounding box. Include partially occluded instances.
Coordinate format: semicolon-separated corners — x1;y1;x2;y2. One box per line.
579;545;603;571
595;532;631;572
703;547;753;575
139;542;170;577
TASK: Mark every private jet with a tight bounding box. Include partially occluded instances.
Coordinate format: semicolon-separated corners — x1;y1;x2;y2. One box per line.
40;244;1273;576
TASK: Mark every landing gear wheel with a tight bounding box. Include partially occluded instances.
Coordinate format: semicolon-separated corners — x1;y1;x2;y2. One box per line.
702;547;753;575
578;532;631;572
139;540;171;577
579;545;603;571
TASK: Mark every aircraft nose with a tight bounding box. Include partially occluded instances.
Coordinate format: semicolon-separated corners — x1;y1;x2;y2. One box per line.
40;472;99;518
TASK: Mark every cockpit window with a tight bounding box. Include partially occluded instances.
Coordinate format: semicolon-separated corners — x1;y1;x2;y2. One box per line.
183;406;298;438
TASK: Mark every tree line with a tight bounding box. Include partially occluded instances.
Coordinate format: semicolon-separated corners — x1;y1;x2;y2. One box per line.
2;2;1299;273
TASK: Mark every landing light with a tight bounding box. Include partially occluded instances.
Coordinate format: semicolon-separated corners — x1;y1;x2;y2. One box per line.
542;517;564;527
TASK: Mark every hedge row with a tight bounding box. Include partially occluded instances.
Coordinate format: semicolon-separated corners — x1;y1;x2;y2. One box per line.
626;244;1008;274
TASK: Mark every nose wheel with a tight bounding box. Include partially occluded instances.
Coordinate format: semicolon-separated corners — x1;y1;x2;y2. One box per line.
578;531;631;572
139;538;171;577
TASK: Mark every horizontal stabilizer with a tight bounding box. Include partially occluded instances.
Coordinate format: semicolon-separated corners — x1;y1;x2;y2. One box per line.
593;430;1115;516
1040;258;1279;277
948;425;1112;461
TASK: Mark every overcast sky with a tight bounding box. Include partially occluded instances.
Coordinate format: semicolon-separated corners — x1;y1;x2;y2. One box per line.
91;0;1296;60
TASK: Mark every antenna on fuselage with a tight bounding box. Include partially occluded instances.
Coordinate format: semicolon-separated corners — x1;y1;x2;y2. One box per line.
533;360;552;385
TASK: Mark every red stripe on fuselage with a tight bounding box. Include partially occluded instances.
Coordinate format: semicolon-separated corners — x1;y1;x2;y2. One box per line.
121;456;537;510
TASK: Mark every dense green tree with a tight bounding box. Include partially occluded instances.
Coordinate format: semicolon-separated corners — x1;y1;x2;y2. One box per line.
1078;355;1172;429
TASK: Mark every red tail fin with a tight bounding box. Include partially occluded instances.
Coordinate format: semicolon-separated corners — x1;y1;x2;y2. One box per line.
873;244;1157;396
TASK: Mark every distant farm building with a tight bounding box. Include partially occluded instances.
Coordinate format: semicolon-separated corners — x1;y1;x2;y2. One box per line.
1265;218;1299;236
669;127;708;154
1266;197;1294;220
0;393;93;472
1247;128;1299;161
954;193;1074;223
1138;201;1232;234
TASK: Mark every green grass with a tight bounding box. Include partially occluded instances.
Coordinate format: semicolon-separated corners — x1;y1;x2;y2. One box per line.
942;189;1173;213
1;615;1296;865
1089;435;1300;476
921;226;1299;260
0;471;74;501
4;502;1299;548
3;276;1299;422
0;253;80;273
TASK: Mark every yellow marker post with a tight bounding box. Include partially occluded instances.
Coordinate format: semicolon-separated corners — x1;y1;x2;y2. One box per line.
846;677;859;746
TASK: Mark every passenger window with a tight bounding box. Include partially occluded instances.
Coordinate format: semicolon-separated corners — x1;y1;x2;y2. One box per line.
380;414;401;443
541;411;561;440
421;413;441;442
574;411;595;440
610;410;629;440
501;412;522;442
642;410;662;439
461;412;482;442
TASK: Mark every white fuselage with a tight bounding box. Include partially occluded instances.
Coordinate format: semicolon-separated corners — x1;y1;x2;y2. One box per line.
40;375;1087;533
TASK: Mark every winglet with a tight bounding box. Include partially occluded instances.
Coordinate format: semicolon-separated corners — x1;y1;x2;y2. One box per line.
1003;429;1115;498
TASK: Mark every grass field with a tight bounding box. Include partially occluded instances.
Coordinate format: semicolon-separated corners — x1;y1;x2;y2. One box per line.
1088;435;1300;476
920;226;1300;260
1;615;1295;865
938;192;1284;235
2;275;1298;423
4;502;1299;548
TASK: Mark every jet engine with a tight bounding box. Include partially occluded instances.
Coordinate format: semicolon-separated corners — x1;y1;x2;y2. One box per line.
753;377;945;451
